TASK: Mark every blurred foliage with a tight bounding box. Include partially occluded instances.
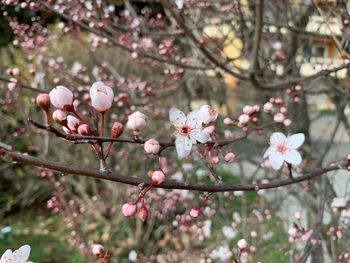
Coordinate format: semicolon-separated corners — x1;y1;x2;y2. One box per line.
0;210;84;262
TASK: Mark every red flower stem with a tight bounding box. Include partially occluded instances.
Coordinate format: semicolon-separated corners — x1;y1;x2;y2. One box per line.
44;110;51;127
104;142;113;159
133;182;155;205
91;144;99;156
100;112;105;137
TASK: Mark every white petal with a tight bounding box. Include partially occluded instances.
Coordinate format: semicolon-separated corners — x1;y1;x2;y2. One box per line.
268;153;284;170
191;129;209;144
169;107;186;126
175;135;192;159
263;146;274;159
186;109;202;128
270;132;286;145
285;133;305;149
13;245;30;263
1;249;13;262
284;149;302;165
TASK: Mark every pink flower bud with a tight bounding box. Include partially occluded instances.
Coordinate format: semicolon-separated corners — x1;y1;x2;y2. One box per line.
111;122;124;138
280;106;287;113
8;81;16;91
189;207;200;218
144;139;160;154
263;102;273;112
138;206;148;221
67;115;81;131
53;110;67;124
295;85;302;91
288;227;298;237
77;124;93;136
126;111;147;131
12;67;20;76
253;105;260;112
238;114;250;124
90;81;114;112
224;152;235;163
223;117;233;125
273;113;285;123
210;156;219;164
275;98;283;104
122;203;137;217
293;211;301;220
203;125;215;135
36;93;50;112
237;239;248;250
243;105;254;115
63;126;73;134
91;244;104;257
49;86;74;111
152;170;165;184
283;119;292;126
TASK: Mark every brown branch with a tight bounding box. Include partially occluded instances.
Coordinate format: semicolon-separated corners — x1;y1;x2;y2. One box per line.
1;146;346;192
28;119;275;149
159;0;248;80
38;1;212;71
256;62;350;90
251;0;264;74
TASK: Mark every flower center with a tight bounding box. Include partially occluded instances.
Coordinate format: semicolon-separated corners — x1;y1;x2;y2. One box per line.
178;125;191;136
276;144;287;154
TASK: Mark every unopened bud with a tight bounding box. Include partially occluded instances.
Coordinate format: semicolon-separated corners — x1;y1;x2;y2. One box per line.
111;122;124;138
78;124;93;136
36;93;50;112
139;206;148;221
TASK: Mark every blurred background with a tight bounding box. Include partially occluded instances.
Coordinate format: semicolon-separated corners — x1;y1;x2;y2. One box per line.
1;0;350;262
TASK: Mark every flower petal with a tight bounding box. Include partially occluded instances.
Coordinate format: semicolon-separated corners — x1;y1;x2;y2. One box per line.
191;129;209;144
284;149;302;165
270;132;286;145
285;133;305;149
263;146;274;159
13;245;30;263
175;135;192;159
1;249;13;262
186;109;202;128
169;107;186;126
268;153;284;170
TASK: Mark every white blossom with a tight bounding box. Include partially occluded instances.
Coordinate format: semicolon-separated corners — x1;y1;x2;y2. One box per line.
263;132;305;170
169;107;210;158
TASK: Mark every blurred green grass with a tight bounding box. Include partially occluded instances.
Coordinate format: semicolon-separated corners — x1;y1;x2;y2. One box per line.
0;210;84;263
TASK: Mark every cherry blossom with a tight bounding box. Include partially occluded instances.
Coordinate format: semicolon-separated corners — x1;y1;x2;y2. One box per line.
122;203;137;217
263;132;305;170
144;139;160;154
0;245;31;263
152;170;165;184
91;244;104;258
189;207;200;218
224;152;235;163
49;86;74;111
126;111;147;132
67;115;81;132
52;110;67;123
89;81;114;112
237;239;248;250
169;107;210;159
